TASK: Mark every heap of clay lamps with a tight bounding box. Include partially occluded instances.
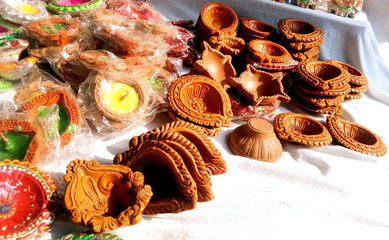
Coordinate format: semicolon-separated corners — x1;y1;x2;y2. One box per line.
238;17;277;42
114;121;227;214
277;18;324;62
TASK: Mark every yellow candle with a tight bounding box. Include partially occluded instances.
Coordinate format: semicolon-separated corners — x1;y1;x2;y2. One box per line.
103;83;140;114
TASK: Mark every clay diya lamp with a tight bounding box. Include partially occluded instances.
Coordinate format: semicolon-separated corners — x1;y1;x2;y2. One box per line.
198;2;238;36
285;37;324;51
325;59;369;86
296;75;351;97
230;65;290;106
48;0;104;14
293;85;345;108
64;159;153;232
56;233;122;240
94;74;149;122
0;39;28;64
345;91;363;100
0;159;57;239
245;53;298;71
0;0;48;24
239;17;276;39
291;90;344;116
26;18;80;46
326;116;387;156
273;112;333;146
146;121;227;175
193;41;236;88
167;75;233;135
248;40;292;64
289;45;321;61
297;59;350;91
0;56;37;81
229;118;282;162
19;90;81;148
0;119;40;164
278;18;323;42
208;34;245;56
128;131;214;202
114;140;197;214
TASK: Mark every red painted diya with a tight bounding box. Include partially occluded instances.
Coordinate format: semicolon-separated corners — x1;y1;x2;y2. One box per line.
0;159;56;240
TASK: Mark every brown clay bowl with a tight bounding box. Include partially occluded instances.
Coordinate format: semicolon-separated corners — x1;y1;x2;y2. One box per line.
239;17;276;39
273;112;333;146
26;18;79;46
325;60;369;86
326;116;387;157
248;40;291;64
199;2;238;35
278;18;323;42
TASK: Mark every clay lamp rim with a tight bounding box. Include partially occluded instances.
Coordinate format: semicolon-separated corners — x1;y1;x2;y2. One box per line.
0;159;56;239
325;59;369;86
237;27;274;40
245;55;298;71
293;85;345;108
48;0;104;13
199;2;238;35
274;112;333;146
326;116;387;157
229;65;290;106
286;38;324;51
248;39;291;64
291;91;344;116
239;17;276;37
289;46;321;60
296;75;351;97
278;18;323;42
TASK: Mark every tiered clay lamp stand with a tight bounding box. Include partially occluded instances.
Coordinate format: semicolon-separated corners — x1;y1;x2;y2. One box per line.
277;18;324;62
238;17;277;42
0;160;57;240
114;121;227;214
291;59;351;115
63;159;153;232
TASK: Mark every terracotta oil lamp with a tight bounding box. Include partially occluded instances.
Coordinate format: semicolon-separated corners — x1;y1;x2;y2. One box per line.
64;159;153;232
238;17;277;40
208;34;245;56
325;59;369;86
48;0;104;14
199;2;238;36
0;159;57;240
278;18;323;42
248;39;292;64
0;0;48;24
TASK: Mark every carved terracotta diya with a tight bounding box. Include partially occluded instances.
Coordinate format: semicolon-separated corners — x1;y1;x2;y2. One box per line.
198;2;238;36
0;38;28;64
284;37;324;51
326;116;387;157
230;65;290;106
26;18;80;46
48;0;104;14
56;233;122;240
293;86;345;108
291;91;343;116
208;34;245;56
238;17;277;41
229;118;282;162
64;159;152;232
19;90;81;148
168;75;233;136
193;41;236;88
248;40;292;64
274;112;333;146
245;54;298;71
278;18;323;42
0;0;48;24
0;56;37;81
0;119;39;164
0;159;56;240
296;74;351;97
289;46;320;61
94;74;149;123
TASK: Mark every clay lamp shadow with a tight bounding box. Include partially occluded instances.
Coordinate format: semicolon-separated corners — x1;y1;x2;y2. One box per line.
63;159;153;232
0;119;40;164
0;0;48;25
48;0;104;14
19;90;80;150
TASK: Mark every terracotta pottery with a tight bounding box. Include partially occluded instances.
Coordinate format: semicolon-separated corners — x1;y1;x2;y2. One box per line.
26;18;79;46
291;91;343;116
245;54;298;71
229;118;282;162
56;233;122;240
199;2;238;35
297;59;350;90
209;34;245;56
0;56;37;81
0;119;40;164
0;159;56;240
19;90;81;148
230;65;290;106
146;121;227;175
289;46;321;61
278;18;323;42
48;0;104;14
0;39;29;64
345;91;363;99
13;80;62;106
274;112;333;146
326;116;387;157
55;57;91;85
128;131;214;202
168;74;233;129
64;159;152;232
325;59;369;86
193;41;236;88
296;76;351;96
248;40;291;64
284;37;324;51
349;83;367;93
293;86;345;108
113;141;197;214
94;74;149;122
239;17;276;39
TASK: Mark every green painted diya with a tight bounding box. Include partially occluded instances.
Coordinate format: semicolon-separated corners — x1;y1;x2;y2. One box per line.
48;0;103;14
55;232;122;240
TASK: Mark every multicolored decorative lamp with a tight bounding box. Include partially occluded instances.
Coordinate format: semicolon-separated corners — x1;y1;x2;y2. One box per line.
48;0;104;14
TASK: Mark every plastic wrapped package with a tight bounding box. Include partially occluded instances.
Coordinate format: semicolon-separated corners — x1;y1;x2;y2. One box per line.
0;0;49;25
109;0;167;23
0;17;20;41
47;0;105;15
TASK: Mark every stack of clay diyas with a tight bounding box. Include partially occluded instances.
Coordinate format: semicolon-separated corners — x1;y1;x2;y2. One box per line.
194;2;245;56
238;17;277;42
114;121;227;214
277;18;324;62
292;59;351;115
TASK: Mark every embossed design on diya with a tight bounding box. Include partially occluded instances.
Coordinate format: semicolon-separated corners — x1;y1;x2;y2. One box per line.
293;85;345;108
289;46;320;61
325;59;369;86
296;76;351;96
199;2;238;36
285;37;324;51
26;18;79;46
229;118;282;162
278;18;323;42
230;65;290;106
326;116;387;157
291;91;343;116
238;17;276;40
48;0;103;13
209;34;245;56
114;140;197;214
245;55;298;71
63;159;152;232
274;112;333;146
0;159;56;240
248;40;291;63
0;120;39;164
0;0;49;24
168;75;233;130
